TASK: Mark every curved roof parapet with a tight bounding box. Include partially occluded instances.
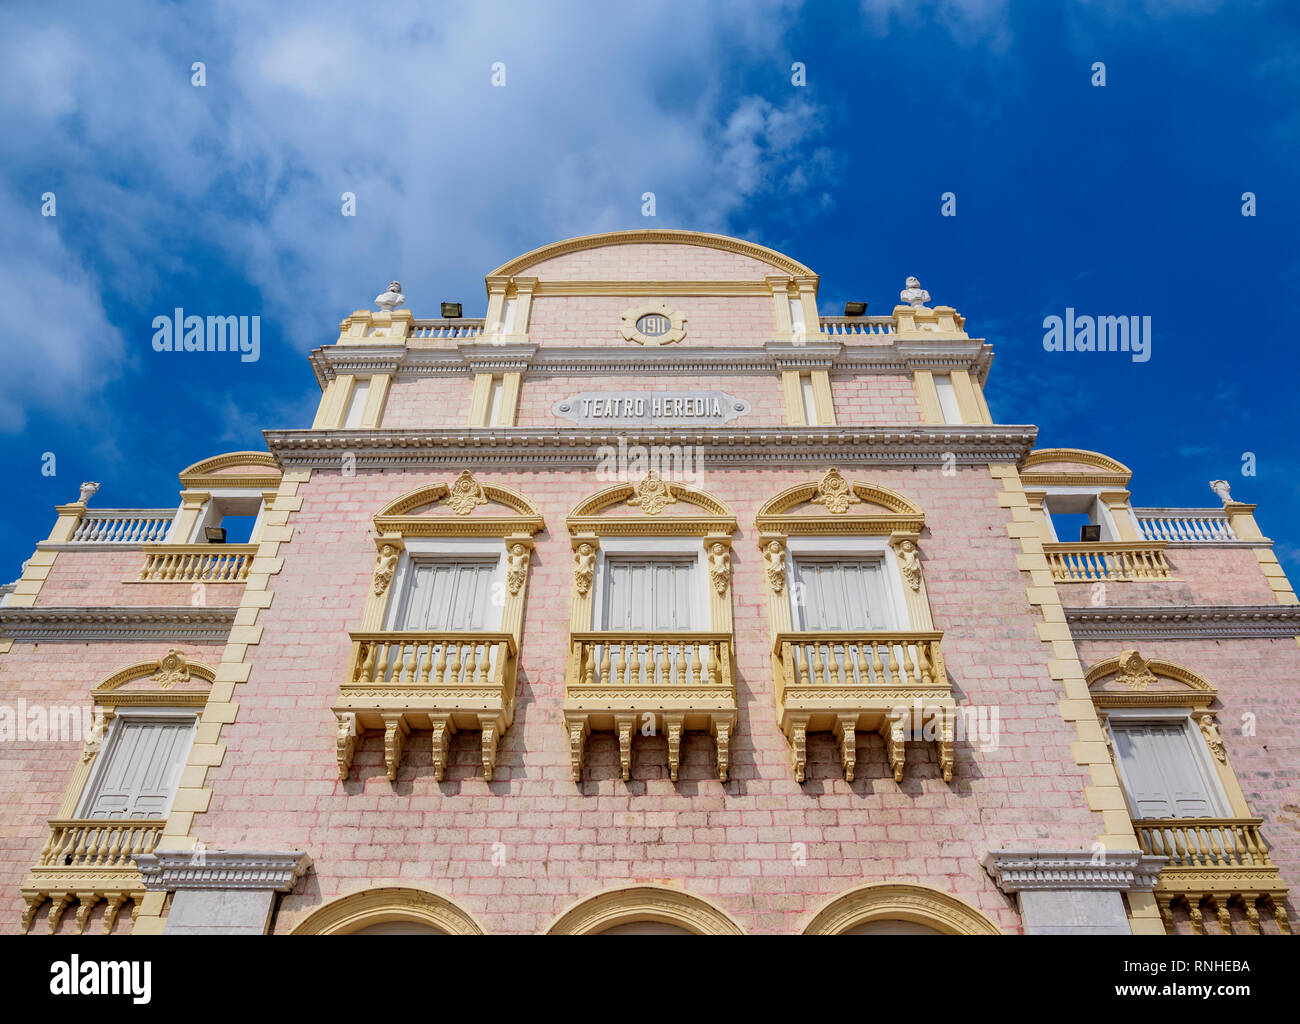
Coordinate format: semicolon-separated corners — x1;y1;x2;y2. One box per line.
178;451;281;489
1021;447;1132;485
488;228;817;280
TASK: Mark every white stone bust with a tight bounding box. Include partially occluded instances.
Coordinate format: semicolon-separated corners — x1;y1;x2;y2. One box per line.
1209;479;1232;504
78;481;100;504
374;281;405;312
900;276;931;310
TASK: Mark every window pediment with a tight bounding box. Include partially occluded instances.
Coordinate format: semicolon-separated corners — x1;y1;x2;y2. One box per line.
1087;650;1216;709
567;474;736;537
756;469;924;535
374;472;545;537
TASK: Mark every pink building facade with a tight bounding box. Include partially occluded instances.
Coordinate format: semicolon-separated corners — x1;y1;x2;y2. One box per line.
2;231;1295;936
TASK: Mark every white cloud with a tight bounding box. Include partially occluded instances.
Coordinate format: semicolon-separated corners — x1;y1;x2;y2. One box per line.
0;0;834;431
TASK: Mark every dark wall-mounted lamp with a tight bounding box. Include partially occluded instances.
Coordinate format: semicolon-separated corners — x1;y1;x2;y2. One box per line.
441;302;462;318
204;526;227;544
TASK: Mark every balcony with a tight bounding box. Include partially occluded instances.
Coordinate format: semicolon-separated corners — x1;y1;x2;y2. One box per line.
564;632;737;783
1042;540;1171;582
1134;508;1238;544
137;543;257;582
1134;818;1290;934
20;818;163;934
333;631;518;782
773;630;955;784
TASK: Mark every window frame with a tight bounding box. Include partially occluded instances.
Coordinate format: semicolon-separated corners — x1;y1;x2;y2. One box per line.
1105;706;1233;820
384;537;508;633
590;537;710;632
74;706;199;820
784;535;910;632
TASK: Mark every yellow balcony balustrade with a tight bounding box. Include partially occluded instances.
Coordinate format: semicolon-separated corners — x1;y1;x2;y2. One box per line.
774;630;955;784
1134;818;1290;934
137;543;257;582
564;631;737;784
334;631;518;783
1043;540;1171;582
20;818;164;934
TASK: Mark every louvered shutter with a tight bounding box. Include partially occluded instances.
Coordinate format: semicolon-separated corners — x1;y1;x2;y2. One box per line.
399;560;498;631
81;717;195;819
792;558;891;631
601;558;696;631
1111;722;1219;819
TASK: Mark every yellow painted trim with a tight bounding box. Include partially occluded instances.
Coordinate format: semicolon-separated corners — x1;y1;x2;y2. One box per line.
912;370;943;425
803;883;1001;935
949;370;985;425
810;370;836;426
290;887;484;935
360;373;390;428
546;884;745;934
781;370;806;426
468;373;493;427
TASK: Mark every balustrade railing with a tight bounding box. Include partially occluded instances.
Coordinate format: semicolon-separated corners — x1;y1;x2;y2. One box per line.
408;318;487;339
1134;509;1237;543
775;630;944;689
138;544;256;582
347;631;515;688
1135;818;1272;870
38;819;163;869
69;510;173;545
570;631;730;688
1043;541;1171;582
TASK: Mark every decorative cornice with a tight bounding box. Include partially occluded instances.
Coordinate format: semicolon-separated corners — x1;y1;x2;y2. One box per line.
135;850;311;892
981;850;1167;893
0;606;237;642
1065;605;1300;640
265;425;1037;471
308;340;995;387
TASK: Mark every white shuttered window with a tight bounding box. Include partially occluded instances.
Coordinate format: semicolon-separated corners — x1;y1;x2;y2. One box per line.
791;557;893;631
397;559;498;631
79;716;195;819
1111;721;1223;819
601;558;697;631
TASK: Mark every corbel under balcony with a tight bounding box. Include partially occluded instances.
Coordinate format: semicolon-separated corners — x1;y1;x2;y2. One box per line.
20;818;163;934
333;631;518;783
773;630;954;784
564;631;737;784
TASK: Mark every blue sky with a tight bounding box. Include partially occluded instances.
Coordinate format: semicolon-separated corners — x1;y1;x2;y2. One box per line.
1;0;1297;578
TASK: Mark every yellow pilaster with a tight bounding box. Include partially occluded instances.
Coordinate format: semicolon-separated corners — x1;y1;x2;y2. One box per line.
781;371;806;426
810;371;836;426
498;372;522;426
950;370;987;425
359;373;391;429
912;370;943;425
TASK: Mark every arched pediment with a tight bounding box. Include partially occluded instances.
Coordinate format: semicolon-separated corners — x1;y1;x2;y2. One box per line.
567;473;737;537
547;884;745;935
290;886;484;935
373;472;545;537
178;451;281;489
755;469;925;535
92;651;215;707
803;882;1001;935
1021;447;1132;486
490;229;816;280
1086;650;1217;708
